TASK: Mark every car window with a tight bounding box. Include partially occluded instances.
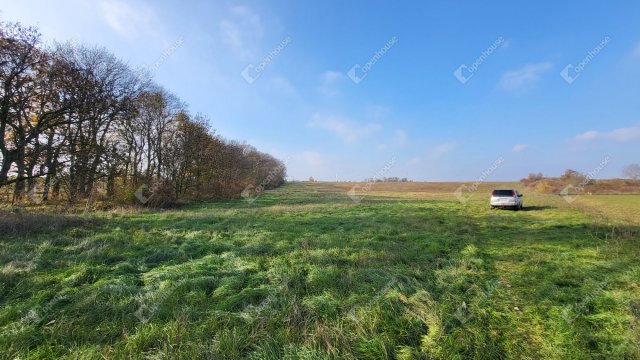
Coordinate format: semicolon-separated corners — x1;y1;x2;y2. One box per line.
492;190;514;196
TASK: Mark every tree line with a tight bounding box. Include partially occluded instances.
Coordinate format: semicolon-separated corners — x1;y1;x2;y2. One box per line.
0;21;286;206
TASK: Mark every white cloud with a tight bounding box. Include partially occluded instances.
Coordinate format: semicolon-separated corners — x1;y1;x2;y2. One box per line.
219;5;263;60
300;151;325;167
307;113;380;143
368;105;390;119
270;77;297;96
100;0;155;40
512;144;529;152
499;62;552;90
394;130;408;146
574;125;640;142
376;129;407;150
322;70;343;83
407;157;421;165
429;142;457;159
318;70;345;96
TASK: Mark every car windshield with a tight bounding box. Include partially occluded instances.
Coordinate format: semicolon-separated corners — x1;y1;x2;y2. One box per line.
492;190;515;197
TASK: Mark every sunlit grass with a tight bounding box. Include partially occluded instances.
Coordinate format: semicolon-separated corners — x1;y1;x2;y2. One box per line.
0;182;639;358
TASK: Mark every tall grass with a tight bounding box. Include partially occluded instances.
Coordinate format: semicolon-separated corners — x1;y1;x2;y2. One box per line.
0;183;638;358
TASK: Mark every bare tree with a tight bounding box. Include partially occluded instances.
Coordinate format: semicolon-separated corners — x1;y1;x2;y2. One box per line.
623;164;640;180
56;43;140;201
0;22;76;202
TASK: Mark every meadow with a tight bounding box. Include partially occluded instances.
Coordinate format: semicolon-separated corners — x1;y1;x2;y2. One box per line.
1;182;639;359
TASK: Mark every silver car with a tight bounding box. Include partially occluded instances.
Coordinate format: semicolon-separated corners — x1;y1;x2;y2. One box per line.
490;189;523;210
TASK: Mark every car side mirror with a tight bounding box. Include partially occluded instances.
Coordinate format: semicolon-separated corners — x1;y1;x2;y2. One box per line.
519;194;524;197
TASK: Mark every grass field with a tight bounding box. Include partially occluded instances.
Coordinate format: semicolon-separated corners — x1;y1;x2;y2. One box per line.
1;182;639;359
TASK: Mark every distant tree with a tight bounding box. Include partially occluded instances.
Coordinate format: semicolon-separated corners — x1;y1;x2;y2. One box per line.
623;164;640;180
561;169;584;179
520;172;544;186
308;176;315;182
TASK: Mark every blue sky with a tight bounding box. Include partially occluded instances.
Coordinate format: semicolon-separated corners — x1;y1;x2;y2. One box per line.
2;1;639;181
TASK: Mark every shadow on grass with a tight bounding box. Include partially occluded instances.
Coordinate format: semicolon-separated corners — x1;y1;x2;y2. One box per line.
522;205;556;212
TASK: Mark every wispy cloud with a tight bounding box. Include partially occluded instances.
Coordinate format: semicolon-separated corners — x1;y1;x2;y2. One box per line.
429;142;457;159
499;62;552;90
270;76;297;96
377;129;407;150
393;130;408;146
377;129;409;150
512;144;529;152
307;113;380;143
300;151;325;167
318;70;345;96
322;70;343;84
368;105;390;120
407;157;421;165
574;125;640;142
219;5;263;60
100;0;155;40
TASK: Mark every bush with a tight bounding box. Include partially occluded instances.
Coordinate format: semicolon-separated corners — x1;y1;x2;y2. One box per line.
146;181;178;208
561;169;587;182
113;184;139;206
520;173;544;186
533;180;556;194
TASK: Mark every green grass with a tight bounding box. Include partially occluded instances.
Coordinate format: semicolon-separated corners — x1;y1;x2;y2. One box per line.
572;194;640;225
1;183;639;359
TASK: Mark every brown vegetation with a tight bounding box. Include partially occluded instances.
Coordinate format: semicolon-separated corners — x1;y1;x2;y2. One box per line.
0;209;98;236
520;170;640;195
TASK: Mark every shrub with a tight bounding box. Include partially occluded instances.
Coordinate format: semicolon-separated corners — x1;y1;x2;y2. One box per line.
147;181;178;208
520;173;544;186
533;180;556;194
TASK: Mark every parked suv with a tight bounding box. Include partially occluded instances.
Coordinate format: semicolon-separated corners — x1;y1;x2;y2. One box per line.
490;189;523;210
